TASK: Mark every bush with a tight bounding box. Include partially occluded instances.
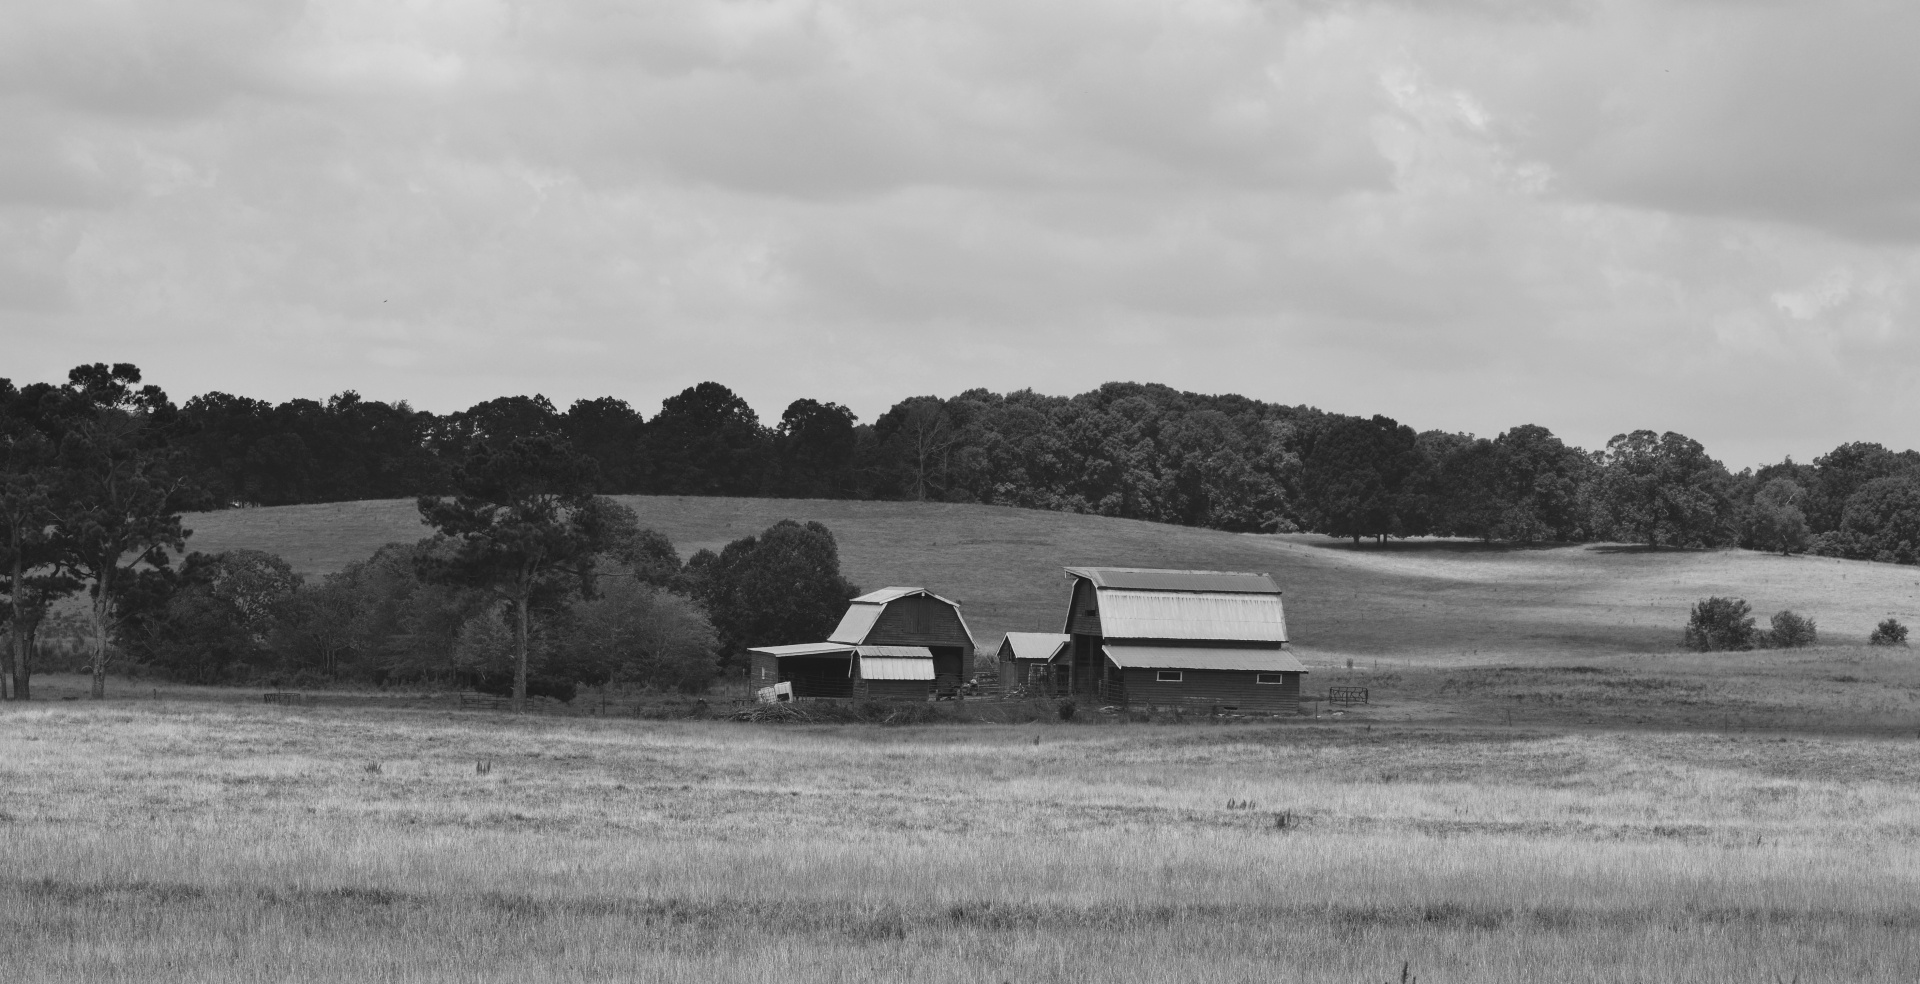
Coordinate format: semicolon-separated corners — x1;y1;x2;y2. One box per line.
1870;618;1909;646
1683;596;1755;651
1759;610;1817;649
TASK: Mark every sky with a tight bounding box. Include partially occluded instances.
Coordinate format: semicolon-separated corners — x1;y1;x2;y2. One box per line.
2;0;1917;469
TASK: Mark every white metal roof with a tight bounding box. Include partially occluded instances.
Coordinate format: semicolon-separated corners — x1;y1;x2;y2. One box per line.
747;642;855;658
1063;568;1280;594
1103;644;1307;673
999;632;1069;662
826;603;884;644
1095;590;1288;642
850;586;963;606
858;656;936;680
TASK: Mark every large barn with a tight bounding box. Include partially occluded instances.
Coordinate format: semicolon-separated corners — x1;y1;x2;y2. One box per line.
1060;567;1306;713
746;587;977;700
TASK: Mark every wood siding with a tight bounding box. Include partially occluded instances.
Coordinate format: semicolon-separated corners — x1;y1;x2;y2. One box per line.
1117;667;1301;714
856;679;931;701
865;596;973;651
1064;579;1101;636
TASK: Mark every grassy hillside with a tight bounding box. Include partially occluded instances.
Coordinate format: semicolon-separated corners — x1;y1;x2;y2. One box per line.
181;497;1920;664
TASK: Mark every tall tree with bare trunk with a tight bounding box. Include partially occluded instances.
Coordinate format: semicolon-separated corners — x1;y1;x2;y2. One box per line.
47;365;195;699
416;434;629;712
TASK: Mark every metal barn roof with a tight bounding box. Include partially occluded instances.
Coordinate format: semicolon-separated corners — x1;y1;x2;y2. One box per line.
1096;590;1288;642
827;604;884;644
850;586;963;606
1103;644;1307;673
1063;568;1280;594
858;656;936;680
999;632;1070;662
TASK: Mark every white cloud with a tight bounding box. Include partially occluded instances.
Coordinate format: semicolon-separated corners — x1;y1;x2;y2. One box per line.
0;0;1915;467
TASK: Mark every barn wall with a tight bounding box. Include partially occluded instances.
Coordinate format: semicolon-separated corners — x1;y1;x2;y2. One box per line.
866;596;972;650
749;653;780;689
1065;579;1101;636
1119;667;1299;713
858;679;930;701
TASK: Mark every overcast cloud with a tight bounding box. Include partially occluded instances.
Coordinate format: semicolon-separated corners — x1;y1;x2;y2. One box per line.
2;0;1916;466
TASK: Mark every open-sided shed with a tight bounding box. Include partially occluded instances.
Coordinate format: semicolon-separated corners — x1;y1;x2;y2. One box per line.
1060;567;1306;713
746;643;939;700
996;631;1068;690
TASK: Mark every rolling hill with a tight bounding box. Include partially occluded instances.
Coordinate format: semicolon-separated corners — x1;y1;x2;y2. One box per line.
180;496;1920;664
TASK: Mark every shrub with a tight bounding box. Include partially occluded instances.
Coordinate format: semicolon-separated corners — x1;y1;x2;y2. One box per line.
1683;596;1755;652
1870;618;1909;646
1759;610;1817;649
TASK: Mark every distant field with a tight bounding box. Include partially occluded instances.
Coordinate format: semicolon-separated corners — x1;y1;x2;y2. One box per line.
182;496;1920;662
3;701;1916;983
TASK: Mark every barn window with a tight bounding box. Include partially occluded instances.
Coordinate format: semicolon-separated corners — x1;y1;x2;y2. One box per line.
1256;673;1284;684
1156;670;1183;683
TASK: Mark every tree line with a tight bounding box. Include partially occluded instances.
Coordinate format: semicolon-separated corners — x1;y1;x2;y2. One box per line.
171;377;1920;561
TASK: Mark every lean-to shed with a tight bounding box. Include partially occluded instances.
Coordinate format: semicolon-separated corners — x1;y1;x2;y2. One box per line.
745;643;940;700
1060;567;1306;713
996;632;1068;689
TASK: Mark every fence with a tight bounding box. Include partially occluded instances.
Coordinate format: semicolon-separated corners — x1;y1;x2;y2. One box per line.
1328;687;1369;706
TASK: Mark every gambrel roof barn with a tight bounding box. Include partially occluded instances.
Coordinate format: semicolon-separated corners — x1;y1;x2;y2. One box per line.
747;587;977;701
1060;567;1306;713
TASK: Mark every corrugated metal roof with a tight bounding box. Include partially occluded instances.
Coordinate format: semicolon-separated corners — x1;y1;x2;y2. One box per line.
1104;644;1307;673
858;656;936;680
854;646;933;658
747;642;855;658
1097;590;1288;642
850;586;963;607
827;603;884;644
1063;567;1280;594
999;632;1069;662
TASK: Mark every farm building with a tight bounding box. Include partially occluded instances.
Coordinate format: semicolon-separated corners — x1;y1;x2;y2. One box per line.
1060;567;1306;713
746;587;977;700
996;632;1068;690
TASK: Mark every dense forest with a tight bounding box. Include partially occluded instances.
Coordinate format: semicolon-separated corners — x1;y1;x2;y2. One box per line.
3;363;1918;699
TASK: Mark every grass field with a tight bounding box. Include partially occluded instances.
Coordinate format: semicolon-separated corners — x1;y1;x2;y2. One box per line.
3;699;1918;982
181;496;1920;663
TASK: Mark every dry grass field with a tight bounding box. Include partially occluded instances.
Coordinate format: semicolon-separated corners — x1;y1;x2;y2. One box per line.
27;497;1903;981
4;698;1919;983
181;496;1920;662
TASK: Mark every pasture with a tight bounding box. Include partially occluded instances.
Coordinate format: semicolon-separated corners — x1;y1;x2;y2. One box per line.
3;699;1918;982
181;496;1920;661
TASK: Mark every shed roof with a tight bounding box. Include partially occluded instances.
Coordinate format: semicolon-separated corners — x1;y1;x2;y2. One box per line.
748;642;854;658
999;631;1070;662
851;586;963;606
858;656;936;680
1096;590;1288;642
1103;644;1307;673
1063;567;1279;594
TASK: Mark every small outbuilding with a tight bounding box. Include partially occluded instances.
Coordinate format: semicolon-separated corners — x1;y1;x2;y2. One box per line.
1060;567;1306;713
996;632;1069;691
746;587;977;700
